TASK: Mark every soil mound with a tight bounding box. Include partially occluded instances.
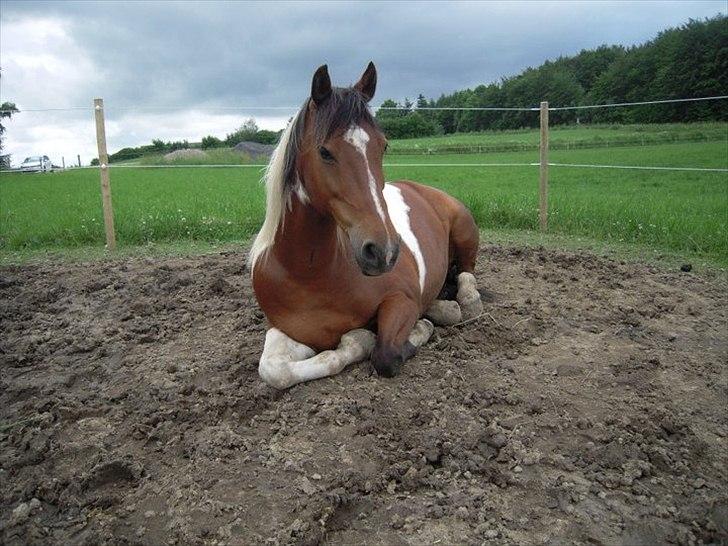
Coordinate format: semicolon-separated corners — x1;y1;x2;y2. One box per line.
163;149;207;161
233;141;275;159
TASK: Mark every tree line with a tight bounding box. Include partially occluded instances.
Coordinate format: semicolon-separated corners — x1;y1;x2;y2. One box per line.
103;118;282;163
376;16;727;138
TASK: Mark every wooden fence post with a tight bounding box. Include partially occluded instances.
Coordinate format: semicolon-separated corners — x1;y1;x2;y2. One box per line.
539;101;549;232
93;98;116;251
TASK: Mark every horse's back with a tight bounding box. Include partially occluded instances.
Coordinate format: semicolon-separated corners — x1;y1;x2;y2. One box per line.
391;180;475;227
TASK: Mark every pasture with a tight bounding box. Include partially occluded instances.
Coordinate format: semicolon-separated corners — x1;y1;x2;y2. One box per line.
1;138;726;265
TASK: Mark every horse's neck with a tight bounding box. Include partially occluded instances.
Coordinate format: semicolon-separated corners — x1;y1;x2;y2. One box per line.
271;196;343;279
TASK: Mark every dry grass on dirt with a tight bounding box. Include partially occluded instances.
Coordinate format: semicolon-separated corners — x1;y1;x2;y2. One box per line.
1;244;726;545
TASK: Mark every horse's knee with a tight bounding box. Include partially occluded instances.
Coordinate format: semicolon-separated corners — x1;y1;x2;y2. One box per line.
258;357;294;390
258;328;315;389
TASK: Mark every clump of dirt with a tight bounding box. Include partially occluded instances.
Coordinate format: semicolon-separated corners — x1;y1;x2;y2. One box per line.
1;245;726;545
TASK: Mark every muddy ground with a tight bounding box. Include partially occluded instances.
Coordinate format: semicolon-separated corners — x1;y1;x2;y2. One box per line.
0;244;726;545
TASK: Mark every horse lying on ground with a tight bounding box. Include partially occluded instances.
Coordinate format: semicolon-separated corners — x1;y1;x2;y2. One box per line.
250;62;483;389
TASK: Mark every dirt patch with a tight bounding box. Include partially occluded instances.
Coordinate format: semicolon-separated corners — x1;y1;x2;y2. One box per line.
1;245;726;545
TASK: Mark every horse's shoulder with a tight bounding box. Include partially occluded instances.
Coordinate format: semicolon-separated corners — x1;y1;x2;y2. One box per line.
387;180;464;217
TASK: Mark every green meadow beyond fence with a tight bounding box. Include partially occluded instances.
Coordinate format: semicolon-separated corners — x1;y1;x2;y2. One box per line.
0;95;726;262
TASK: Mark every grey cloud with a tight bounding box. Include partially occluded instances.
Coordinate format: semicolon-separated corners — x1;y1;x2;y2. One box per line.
3;0;725;111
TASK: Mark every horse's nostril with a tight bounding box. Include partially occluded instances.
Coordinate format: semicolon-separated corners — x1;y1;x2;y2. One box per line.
358;241;391;275
362;241;379;264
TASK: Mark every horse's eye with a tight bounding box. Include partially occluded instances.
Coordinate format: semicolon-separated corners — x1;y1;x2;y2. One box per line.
319;146;335;163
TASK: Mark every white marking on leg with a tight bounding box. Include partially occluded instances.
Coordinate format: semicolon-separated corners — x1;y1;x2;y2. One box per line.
456;272;482;320
344;125;388;228
258;328;376;389
383;184;426;293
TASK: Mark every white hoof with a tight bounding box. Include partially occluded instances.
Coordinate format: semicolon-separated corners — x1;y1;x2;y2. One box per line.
425;299;462;326
409;319;434;347
457;272;483;320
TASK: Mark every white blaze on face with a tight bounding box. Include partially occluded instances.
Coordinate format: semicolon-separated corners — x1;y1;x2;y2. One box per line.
343;124;388;229
383;184;426;294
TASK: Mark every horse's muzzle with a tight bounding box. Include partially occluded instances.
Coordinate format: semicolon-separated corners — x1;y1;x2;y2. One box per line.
356;239;400;276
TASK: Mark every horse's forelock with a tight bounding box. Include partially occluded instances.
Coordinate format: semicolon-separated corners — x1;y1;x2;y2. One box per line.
279;87;377;190
312;87;377;145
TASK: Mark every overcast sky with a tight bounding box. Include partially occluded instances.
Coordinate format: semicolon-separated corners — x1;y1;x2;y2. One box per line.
0;0;725;166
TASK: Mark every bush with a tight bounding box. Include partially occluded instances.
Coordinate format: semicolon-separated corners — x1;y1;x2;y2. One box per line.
201;135;223;149
253;130;281;145
379;112;440;139
109;147;143;163
225;119;259;146
168;140;189;152
150;139;167;153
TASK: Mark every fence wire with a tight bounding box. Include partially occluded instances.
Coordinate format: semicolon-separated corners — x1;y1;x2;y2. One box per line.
2;94;727;113
548;95;728;111
99;162;539;169
75;162;726;173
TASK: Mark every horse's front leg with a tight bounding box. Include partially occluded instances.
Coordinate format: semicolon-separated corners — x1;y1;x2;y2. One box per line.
372;293;434;377
259;328;376;389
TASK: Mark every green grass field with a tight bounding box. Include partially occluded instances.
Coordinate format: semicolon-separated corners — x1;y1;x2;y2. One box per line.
387;122;728;154
1;129;726;265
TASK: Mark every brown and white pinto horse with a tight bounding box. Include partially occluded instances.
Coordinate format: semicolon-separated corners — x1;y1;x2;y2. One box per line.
251;62;482;389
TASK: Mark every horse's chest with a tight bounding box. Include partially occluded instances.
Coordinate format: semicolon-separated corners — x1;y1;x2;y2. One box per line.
253;270;376;350
265;279;362;314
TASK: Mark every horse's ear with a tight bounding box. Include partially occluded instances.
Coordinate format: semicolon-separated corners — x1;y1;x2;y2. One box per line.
311;64;332;106
354;61;377;102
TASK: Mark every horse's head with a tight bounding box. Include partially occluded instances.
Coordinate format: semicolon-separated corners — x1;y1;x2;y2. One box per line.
296;62;399;276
